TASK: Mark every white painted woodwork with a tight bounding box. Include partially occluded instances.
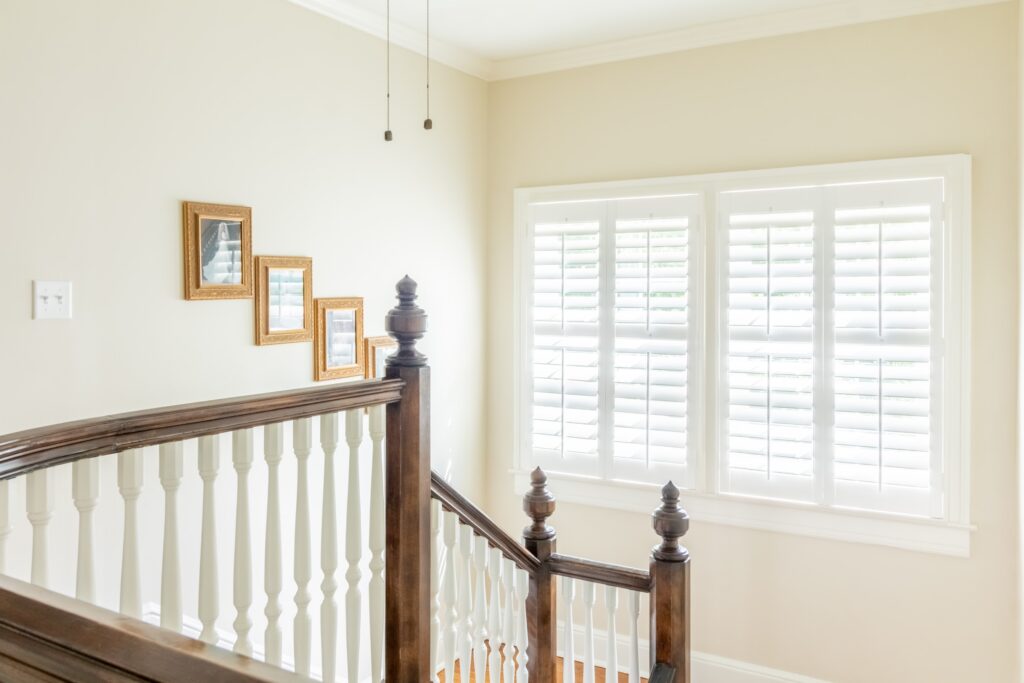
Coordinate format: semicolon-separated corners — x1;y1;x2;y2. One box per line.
582;581;596;683
27;469;51;587
561;576;576;683
605;585;619;680
628;591;641;683
487;547;503;683
368;404;387;683
456;523;473;678
320;413;340;683
431;499;442;683
515;569;530;683
118;449;143;618
501;557;515;683
72;458;99;603
0;480;10;575
471;535;488;683
232;429;254;656
263;423;285;666
442;511;459;683
344;410;364;683
159;442;184;632
198;435;220;644
293;417;313;676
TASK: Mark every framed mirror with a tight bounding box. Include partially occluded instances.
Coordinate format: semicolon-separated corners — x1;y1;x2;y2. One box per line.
182;201;253;300
365;335;398;379
254;256;313;345
314;298;365;381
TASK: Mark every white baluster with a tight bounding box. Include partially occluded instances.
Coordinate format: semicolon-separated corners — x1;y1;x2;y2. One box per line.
232;429;254;656
118;449;143;618
293;417;313;676
320;413;340;683
27;469;51;587
628;591;640;683
198;435;220;644
501;558;516;683
472;535;488;683
487;547;502;683
159;442;183;632
457;524;474;680
368;405;386;683
515;569;530;683
431;500;442;683
605;586;619;682
72;458;99;602
264;423;284;666
582;582;596;683
0;480;10;574
562;577;576;683
344;410;363;683
442;512;459;683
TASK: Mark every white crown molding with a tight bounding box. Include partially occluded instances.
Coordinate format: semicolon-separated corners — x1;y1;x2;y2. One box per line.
492;0;1011;79
287;0;1009;82
285;0;494;80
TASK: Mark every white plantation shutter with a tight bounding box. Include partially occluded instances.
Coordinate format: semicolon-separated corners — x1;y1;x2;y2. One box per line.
527;194;700;484
719;189;818;502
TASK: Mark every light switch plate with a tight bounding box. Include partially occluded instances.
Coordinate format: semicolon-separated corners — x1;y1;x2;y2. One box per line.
33;281;72;319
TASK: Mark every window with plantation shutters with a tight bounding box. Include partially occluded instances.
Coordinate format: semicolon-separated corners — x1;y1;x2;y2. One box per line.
518;157;969;547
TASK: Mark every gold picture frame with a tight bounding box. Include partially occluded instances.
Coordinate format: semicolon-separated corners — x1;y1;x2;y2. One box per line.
182;201;253;300
254;256;313;345
314;298;365;381
365;335;398;379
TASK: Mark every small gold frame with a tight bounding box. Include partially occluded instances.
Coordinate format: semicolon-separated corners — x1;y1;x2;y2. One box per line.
314;298;365;381
365;335;398;379
182;201;253;300
254;256;313;345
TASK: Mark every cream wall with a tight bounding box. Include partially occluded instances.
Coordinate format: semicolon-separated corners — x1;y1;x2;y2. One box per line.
486;5;1019;683
0;0;487;669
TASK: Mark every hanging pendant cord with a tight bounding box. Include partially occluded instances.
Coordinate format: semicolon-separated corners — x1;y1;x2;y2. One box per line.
384;0;392;141
423;0;432;129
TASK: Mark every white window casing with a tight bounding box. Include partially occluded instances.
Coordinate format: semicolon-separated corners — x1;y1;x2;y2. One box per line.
513;155;972;557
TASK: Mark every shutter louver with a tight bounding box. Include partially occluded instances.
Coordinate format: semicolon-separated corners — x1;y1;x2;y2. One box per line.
721;190;816;502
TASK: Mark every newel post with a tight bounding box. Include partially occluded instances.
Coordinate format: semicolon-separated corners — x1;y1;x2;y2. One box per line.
384;276;431;683
650;482;690;682
523;467;557;683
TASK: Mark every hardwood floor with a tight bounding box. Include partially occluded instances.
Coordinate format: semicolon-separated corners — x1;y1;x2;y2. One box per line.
438;656;647;683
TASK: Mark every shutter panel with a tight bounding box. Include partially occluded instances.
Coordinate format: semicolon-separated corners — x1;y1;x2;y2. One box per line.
719;188;817;502
610;196;699;484
830;179;943;517
530;202;604;472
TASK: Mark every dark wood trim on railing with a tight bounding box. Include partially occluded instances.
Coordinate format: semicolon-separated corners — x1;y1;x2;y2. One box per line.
649;663;679;683
0;378;404;481
430;471;541;572
547;554;651;593
0;574;303;682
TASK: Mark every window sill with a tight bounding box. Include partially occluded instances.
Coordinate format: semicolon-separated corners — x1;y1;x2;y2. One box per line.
512;470;972;558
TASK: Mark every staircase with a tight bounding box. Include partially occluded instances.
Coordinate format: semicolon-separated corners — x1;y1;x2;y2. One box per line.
0;277;690;683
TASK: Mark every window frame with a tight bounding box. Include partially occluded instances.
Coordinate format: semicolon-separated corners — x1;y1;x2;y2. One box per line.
513;154;972;557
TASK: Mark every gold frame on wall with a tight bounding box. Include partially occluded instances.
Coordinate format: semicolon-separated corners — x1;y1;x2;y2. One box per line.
254;256;313;345
365;335;397;379
182;201;253;300
314;298;365;381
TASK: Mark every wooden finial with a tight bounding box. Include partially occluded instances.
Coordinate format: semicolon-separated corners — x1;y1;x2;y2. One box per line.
385;275;428;367
652;481;689;562
523;467;556;541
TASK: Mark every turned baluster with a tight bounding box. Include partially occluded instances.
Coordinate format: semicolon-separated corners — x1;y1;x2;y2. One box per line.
72;458;99;603
368;404;387;683
118;449;143;618
159;443;183;632
344;409;363;683
197;436;220;644
232;429;254;656
27;469;51;588
522;467;556;683
320;412;340;683
650;481;690;682
263;423;285;666
293;417;313;676
384;275;432;683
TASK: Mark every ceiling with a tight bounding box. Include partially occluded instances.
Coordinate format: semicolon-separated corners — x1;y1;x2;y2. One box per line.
290;0;1007;79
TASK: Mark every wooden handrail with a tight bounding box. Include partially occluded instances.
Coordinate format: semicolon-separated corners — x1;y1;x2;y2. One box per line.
0;378;404;480
0;574;303;682
430;471;541;572
547;553;650;593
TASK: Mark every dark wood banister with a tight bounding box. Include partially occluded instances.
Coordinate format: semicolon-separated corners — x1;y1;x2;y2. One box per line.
547;554;651;593
0;378;404;481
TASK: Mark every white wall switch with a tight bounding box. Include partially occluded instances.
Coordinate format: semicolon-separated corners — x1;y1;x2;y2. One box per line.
33;281;72;319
